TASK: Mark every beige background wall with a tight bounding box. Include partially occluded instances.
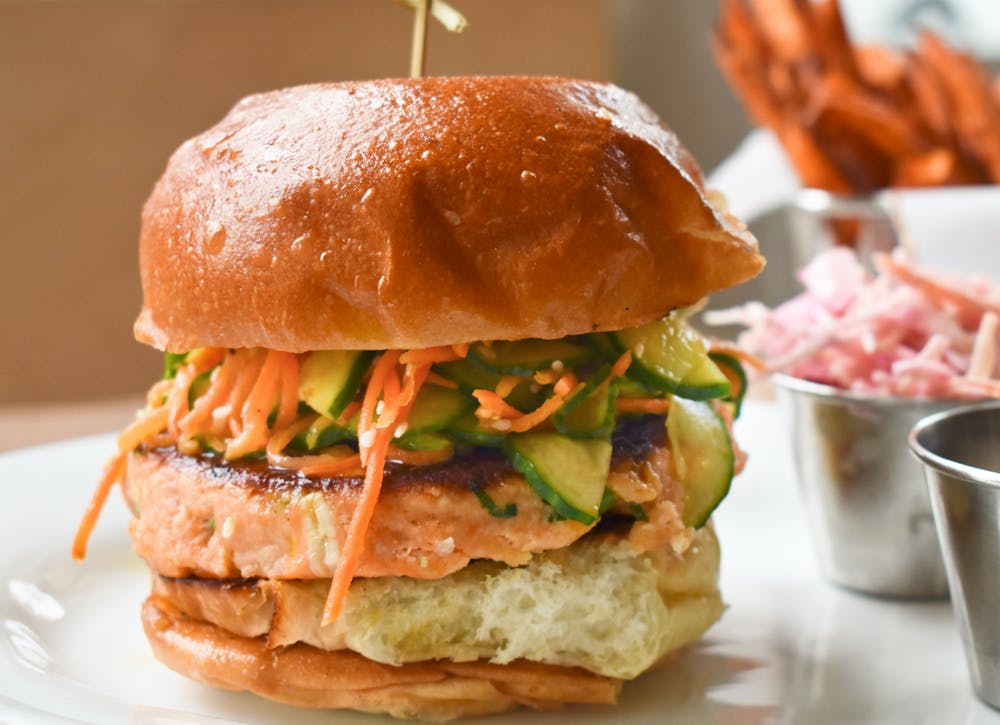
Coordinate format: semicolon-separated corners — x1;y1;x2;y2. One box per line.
0;1;748;405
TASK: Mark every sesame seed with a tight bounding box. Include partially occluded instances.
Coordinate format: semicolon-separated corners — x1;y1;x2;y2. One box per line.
493;419;512;432
551;360;565;372
221;516;234;539
634;343;645;357
434;537;455;555
420;556;429;569
359;429;376;449
393;422;409;439
375;401;385;415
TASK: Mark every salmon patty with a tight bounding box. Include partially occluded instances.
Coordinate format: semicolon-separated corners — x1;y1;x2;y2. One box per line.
125;416;693;581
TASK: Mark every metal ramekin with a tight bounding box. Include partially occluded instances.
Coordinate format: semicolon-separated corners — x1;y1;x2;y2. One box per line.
910;402;1000;709
774;373;952;598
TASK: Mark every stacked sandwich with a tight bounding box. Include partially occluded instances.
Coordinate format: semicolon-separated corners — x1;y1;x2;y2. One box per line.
74;77;764;720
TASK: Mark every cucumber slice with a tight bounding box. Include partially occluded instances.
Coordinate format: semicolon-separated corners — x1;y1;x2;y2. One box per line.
667;398;734;528
675;356;731;401
616;377;649;399
554;368;618;438
393;432;453;452
504;432;612;524
163;351;189;380
468;339;592;376
404;385;474;434
187;368;214;407
302;410;360;450
613;318;730;401
432;359;540;412
582;332;620;361
447;413;505;448
709;352;747;417
298;350;373;418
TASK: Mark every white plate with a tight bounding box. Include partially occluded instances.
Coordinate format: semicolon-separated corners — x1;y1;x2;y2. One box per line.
0;402;996;724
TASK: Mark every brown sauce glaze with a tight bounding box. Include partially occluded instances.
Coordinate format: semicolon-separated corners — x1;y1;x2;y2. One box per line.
142;414;666;495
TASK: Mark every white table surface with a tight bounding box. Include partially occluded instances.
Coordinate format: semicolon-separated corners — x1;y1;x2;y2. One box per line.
0;400;996;724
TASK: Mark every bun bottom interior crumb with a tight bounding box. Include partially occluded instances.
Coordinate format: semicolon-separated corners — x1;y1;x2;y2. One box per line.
143;527;723;721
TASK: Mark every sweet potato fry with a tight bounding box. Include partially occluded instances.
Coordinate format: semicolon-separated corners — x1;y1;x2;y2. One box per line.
714;0;1000;195
747;0;812;64
810;73;929;158
906;53;954;142
803;0;860;81
711;36;784;130
812;115;891;192
919;32;1000;182
777;119;853;192
854;45;907;95
893;148;956;187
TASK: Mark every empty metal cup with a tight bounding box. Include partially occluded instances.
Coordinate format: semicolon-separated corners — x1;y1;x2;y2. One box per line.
774;374;951;598
910;403;1000;710
788;189;898;272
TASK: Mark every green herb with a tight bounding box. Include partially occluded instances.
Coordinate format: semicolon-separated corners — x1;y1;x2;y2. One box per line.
188;369;214;408
599;488;617;514
473;488;518;519
163;352;188;379
627;502;648;521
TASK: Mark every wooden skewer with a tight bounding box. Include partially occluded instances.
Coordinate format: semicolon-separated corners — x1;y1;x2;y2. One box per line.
410;0;431;78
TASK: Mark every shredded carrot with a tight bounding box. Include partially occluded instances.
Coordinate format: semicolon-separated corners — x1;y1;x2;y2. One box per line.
553;372;579;397
386;443;454;466
374;363;403;430
399;345;462;366
616;397;672;414
187;347;226;370
709;342;768;372
508;390;576;432
451;342;470;358
494;375;521;399
359;351;401;465
265;415;315;461
166;349;228;436
322;391;396;625
473;389;522;419
179;352;238;436
392;364;431;422
72;451;126;560
382;361;430;424
117;407;170;453
274;352;301;430
145;379;172;407
424;371;458;389
610;350;633;379
266;416;363;475
335;400;361;426
143;432;175;449
226;351;267;436
299;455;365;478
226;351;284;460
165;366;194;437
533;370;558;385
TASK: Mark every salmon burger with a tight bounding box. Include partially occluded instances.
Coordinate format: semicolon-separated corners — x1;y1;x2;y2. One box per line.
74;77;765;721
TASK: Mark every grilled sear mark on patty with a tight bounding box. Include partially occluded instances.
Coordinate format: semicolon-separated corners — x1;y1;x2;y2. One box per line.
125;416;683;581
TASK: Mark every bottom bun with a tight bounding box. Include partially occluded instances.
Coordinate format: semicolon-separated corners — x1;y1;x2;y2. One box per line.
143;599;621;721
150;526;723;680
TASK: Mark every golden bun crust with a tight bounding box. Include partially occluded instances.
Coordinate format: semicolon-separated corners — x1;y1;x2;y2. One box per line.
142;599;621;721
135;77;763;352
146;526;724;681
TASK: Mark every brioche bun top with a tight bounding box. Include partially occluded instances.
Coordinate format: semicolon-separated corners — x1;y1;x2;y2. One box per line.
135;77;763;352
